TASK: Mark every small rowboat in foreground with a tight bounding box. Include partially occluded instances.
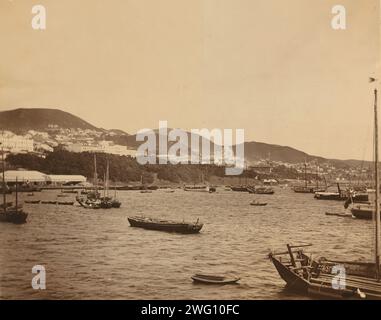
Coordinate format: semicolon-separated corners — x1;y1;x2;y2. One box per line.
128;216;203;234
191;274;240;285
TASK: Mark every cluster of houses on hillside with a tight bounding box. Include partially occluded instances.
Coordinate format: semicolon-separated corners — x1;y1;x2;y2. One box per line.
0;128;137;158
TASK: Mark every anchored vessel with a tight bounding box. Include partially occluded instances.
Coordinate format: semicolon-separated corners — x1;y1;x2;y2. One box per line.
269;89;381;299
293;162;326;193
128;216;203;234
314;183;368;202
191;274;240;285
0;145;28;224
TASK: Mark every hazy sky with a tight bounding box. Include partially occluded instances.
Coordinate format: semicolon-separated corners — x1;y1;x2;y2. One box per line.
0;0;380;160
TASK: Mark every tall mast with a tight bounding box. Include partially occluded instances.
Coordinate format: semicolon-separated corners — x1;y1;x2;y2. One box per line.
374;88;381;279
316;164;319;189
94;154;98;193
103;172;106;198
106;159;109;198
304;162;307;188
15;177;18;213
1;144;6;213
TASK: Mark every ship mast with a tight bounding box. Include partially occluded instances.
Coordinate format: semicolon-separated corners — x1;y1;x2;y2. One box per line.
304;162;307;188
94;154;98;194
1;143;6;213
374;88;381;280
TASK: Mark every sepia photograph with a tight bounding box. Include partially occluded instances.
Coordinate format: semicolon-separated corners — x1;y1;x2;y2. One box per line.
1;0;381;310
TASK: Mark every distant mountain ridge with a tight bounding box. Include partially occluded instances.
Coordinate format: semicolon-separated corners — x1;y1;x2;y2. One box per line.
0;108;368;168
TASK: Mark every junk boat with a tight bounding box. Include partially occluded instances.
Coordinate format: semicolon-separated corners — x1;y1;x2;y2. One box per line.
269;88;381;299
128;216;203;234
269;244;381;299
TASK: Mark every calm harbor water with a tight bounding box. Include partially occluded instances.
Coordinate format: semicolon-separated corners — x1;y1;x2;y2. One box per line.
0;187;375;300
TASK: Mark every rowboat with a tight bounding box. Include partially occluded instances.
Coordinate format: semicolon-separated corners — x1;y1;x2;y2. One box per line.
57;201;74;206
128;216;203;234
250;200;268;206
191;274;240;285
25;200;41;204
325;211;352;218
41;200;58;205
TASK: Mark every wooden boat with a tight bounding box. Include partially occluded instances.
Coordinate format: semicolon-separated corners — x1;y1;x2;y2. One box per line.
325;211;352;218
128;216;203;234
293;163;326;193
41;200;58;205
0;207;28;224
25;200;41;204
60;189;77;194
270;89;381;299
191;274;240;285
250;200;268;206
111;198;121;208
251;186;274;195
231;186;248;192
140;190;153;194
57;201;74;206
76;157;121;209
314;184;368;202
351;204;380;220
184;185;216;193
1;146;28;224
77;199;101;209
269;244;381;299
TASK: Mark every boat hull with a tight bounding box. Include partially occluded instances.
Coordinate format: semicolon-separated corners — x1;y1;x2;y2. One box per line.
351;207;376;220
270;247;381;300
128;217;203;234
0;210;28;224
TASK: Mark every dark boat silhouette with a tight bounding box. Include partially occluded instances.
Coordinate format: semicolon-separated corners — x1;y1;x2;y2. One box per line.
128;216;203;234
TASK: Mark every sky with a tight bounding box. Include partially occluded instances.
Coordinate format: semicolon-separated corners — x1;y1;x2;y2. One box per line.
0;0;380;160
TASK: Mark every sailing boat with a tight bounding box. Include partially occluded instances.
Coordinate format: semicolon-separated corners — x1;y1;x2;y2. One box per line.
0;144;28;224
100;159;121;208
184;172;216;193
269;88;381;299
293;162;325;193
76;154;102;208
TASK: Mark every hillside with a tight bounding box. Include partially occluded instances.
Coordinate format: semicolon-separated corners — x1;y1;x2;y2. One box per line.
0;107;369;168
0;108;100;133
